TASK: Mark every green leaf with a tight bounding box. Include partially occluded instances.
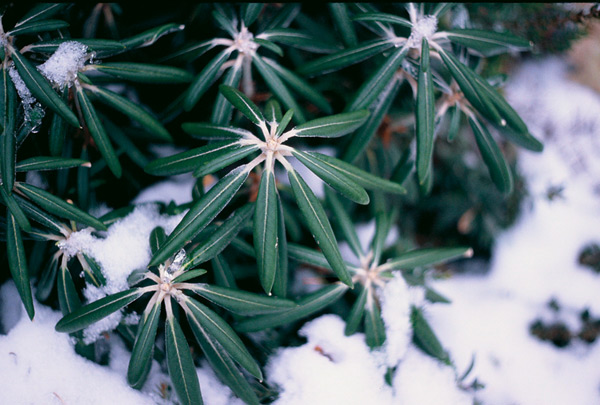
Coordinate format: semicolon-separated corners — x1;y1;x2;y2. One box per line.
25;39;126;58
293;150;369;205
298;39;394;76
351;12;412;28
76;86;121;177
288;169;353;287
184;297;262;380
345;286;368;335
300;152;406;194
172;269;207;284
121;23;185;50
235;283;349;332
211;63;242;126
265;99;282;124
0;187;31;232
150;226;167;255
438;48;503;127
55;289;143;333
94;63;193;84
8;19;69;36
371;212;391;265
254;170;279;294
1;63;17;137
293;110;369;138
469;116;513;193
165;316;203;405
149;166;249;267
253;38;284;57
416;38;435;184
2;129;15;194
182;123;252;141
187;204;253;266
184;49;231;112
219;85;265;127
80;253;106;287
364;295;386;348
242;3;263;26
16;156;89;172
412;306;448;361
15;3;69;27
57;265;81;316
12;193;62;234
10;48;80;128
6;214;34;320
100;116;151;169
275;109;295;138
378;246;473;272
16;182;107;231
49;87;69;157
188;313;260;405
432;3;454;17
262;58;333;115
446;104;461;142
260;28;339;54
325;189;363;258
89;85;172;142
127;301;161;388
343;76;401;162
444;29;532;57
288;243;331;270
36;257;59;302
252;54;305;124
192;143;259;178
160;40;215;63
329;3;358;47
211;255;237;289
273;196;288;298
346;44;408;111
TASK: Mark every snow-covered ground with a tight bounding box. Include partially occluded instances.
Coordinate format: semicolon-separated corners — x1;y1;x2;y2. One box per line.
1;56;600;404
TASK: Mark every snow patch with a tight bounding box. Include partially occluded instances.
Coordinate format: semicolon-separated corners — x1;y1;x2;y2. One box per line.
408;15;438;49
380;274;412;366
38;41;88;87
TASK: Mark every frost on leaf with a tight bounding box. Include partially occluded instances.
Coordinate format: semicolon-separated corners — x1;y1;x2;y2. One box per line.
407;15;438;49
8;65;44;124
38;41;89;87
167;248;187;276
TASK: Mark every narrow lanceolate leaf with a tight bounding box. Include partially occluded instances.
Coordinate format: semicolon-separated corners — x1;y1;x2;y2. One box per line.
262;58;333;114
192;144;258;178
188;204;253;266
329;3;358;47
444;29;532;57
76;87;121;177
25;39;126;58
293;110;369;138
182;123;252;141
301;152;406;194
235;283;349;332
211;62;242;126
55;289;143;333
273;197;288;297
343;75;402;163
347;44;409;111
412;306;448;361
379;246;473;272
469;116;513;193
242;3;263;26
36;258;59;302
371;212;391;266
12;194;61;233
150;226;167;255
165;316;203;405
144;141;253;177
2;125;16;194
184;297;262;380
325;189;363;258
1;64;16;136
253;38;284;57
16;182;107;231
11;49;79;128
89;86;171;142
260;28;339;54
149;166;249;267
288;243;331;270
298;39;395;76
211;255;237;288
127;301;161;388
101;116;150;168
416;38;435;185
345;286;368;336
253;54;305;124
121;23;185;50
438;49;503;126
57;266;81;316
94;63;193;84
184;49;231;111
16;157;89;172
293;150;369;205
219;85;265;126
365;296;386;348
7;19;69;36
351;12;413;28
188;314;260;405
172;269;207;284
15;3;69;27
265;99;282;124
0;187;31;232
288;169;353;287
49;87;69;156
254;170;279;294
7;214;34;320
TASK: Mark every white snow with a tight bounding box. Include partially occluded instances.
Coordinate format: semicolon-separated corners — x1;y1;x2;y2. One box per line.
38;41;88;87
407;15;438;49
380;274;412;366
8;64;40;122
